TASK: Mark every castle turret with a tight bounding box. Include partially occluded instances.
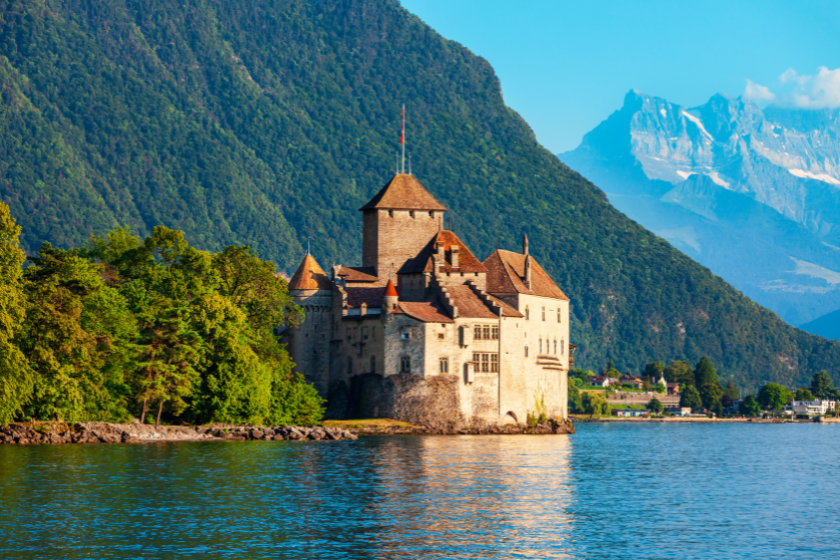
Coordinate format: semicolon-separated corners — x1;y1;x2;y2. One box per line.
360;174;447;284
383;278;399;314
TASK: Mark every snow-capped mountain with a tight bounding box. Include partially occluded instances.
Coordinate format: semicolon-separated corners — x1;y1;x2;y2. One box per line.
560;90;840;331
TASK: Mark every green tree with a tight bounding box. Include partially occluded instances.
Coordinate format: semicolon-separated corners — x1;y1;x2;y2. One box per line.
723;380;740;400
647;397;664;414
568;381;582;413
582;392;610;416
0;203;33;425
679;384;702;412
739;395;761;417
794;388;814;401
665;360;695;386
714;401;723;418
757;383;792;411
694;357;723;409
654;382;666;394
643;361;665;378
810;371;835;400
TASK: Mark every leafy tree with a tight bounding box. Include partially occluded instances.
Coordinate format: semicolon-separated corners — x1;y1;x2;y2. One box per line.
568;381;582;413
679;384;702;412
569;368;594;383
665;361;695;386
0;203;33;425
757;383;793;411
714;401;723;418
739;395;761;417
794;388;814;402
654;382;666;394
582;392;610;416
647;397;664;414
694;357;720;387
811;371;835;400
643;361;665;380
723;380;740;400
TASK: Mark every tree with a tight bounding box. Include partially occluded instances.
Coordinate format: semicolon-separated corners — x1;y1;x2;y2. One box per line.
794;388;814;402
568;381;582;413
700;383;723;410
647;397;664;414
664;360;695;386
680;384;702;412
0;203;34;425
582;392;610;416
723;380;740;400
739;395;761;417
714;401;723;418
694;357;720;387
757;383;792;411
643;361;665;380
654;382;666;394
811;371;835;400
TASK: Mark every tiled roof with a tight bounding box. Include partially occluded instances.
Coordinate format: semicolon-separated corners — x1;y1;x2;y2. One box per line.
398;302;454;323
344;287;385;309
486;294;524;318
288;254;332;291
399;230;488;274
443;285;506;319
337;266;378;283
483;249;569;300
360;174;448;211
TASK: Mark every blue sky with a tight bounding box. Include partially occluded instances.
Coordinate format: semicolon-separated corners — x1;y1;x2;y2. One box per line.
400;0;840;153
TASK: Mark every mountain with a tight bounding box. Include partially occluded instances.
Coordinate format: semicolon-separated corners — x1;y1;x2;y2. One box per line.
800;310;840;341
1;0;839;390
560;90;840;328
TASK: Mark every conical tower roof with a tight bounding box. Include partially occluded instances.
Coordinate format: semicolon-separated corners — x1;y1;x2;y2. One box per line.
288;254;331;291
360;174;447;211
384;278;399;297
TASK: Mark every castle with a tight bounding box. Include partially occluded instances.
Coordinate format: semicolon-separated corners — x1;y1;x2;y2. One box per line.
285;173;575;426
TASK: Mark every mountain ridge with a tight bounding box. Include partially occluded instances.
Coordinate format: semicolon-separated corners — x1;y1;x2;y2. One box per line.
1;0;839;389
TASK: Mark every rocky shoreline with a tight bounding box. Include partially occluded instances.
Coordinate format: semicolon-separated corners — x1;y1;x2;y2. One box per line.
0;422;357;445
0;418;575;446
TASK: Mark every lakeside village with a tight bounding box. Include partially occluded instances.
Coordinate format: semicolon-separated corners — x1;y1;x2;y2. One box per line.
569;361;840;421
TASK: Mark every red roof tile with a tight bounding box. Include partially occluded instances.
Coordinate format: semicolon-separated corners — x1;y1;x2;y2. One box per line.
337;266;378;283
400;230;488;274
398;302;454;323
483;249;569;300
288;254;331;291
345;287;384;309
360;174;447;211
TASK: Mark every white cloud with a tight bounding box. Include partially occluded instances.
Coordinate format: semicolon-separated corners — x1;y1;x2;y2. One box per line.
776;67;840;109
743;79;776;103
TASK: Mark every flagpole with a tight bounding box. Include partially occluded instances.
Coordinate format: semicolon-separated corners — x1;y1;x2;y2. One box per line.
401;104;406;174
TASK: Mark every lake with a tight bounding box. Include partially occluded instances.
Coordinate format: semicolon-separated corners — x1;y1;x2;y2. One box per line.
1;423;838;559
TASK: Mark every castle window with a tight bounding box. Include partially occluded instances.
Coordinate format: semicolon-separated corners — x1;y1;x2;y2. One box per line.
347;358;353;375
474;325;482;340
370;356;376;374
482;325;491;340
562;340;565;355
400;356;411;373
557;308;562;323
539;338;543;353
428;211;433;218
491;325;499;339
472;353;498;373
438;333;445;340
554;339;557;354
542;307;546;321
524;345;529;357
490;354;498;373
401;332;411;340
525;306;530;320
389;210;394;218
439;358;449;373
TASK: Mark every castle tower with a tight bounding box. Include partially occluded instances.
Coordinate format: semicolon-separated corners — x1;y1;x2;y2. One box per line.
287;253;333;395
359;174;447;285
383;277;399;314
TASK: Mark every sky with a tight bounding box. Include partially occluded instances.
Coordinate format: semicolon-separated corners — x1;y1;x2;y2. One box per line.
400;0;840;153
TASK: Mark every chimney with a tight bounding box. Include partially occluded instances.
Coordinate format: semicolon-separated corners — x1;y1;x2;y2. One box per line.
435;240;445;271
450;245;460;269
525;255;532;290
523;233;529;256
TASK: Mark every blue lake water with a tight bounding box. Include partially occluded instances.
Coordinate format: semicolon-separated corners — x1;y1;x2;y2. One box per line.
1;423;839;559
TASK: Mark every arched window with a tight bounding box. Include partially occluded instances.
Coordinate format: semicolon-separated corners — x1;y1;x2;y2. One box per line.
370;355;376;374
524;345;529;357
525;306;530;320
400;356;411;373
539;338;543;353
557;308;562;323
542;306;546;321
554;339;557;354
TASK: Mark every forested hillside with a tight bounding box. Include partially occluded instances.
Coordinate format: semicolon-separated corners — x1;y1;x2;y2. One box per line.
1;0;838;389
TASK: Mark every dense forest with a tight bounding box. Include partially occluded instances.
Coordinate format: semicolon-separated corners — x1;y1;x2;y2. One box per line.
0;202;322;426
1;0;839;389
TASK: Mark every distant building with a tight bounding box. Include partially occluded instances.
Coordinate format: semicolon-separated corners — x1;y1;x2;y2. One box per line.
619;375;644;389
612;408;648;417
665;406;692;416
285;173;574;425
790;400;837;417
666;383;680;396
590;376;618;387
